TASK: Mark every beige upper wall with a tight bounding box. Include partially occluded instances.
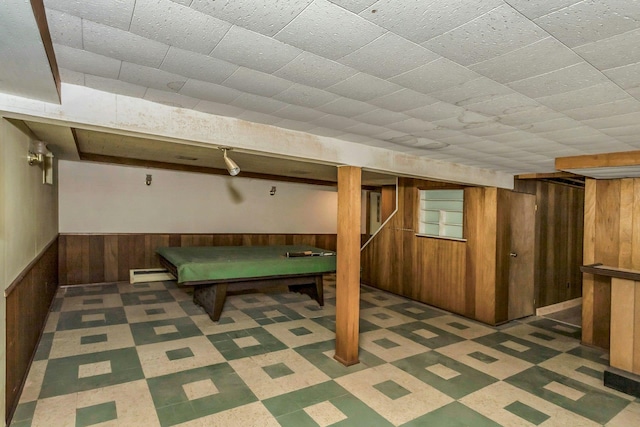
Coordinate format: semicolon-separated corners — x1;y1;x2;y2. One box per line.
0;117;58;424
59;160;364;234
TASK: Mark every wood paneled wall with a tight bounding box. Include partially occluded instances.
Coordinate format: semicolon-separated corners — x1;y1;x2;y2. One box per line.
6;238;58;424
59;234;339;285
582;178;640;349
514;180;584;307
362;178;492;322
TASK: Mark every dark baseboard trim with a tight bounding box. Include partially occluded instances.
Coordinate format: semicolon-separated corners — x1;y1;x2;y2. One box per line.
604;366;640;399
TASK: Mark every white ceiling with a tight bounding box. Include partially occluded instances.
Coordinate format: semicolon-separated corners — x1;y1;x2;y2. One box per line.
5;0;640;178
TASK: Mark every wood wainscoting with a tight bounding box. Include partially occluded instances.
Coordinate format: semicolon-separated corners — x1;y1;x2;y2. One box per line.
59;234;340;285
5;237;59;424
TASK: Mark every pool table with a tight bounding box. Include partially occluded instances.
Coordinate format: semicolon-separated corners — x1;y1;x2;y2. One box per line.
156;245;336;321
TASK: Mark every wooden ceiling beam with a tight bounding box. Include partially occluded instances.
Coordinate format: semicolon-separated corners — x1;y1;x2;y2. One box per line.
555;150;640;170
516;172;582;180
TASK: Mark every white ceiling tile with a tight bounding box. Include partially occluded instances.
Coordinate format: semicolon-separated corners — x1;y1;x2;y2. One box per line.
273;52;357;89
222;68;292;97
235;110;282;125
46;0;136;30
273;119;316;132
535;82;629;112
230;93;289;114
506;0;582;20
211;25;302;74
45;8;82;49
316;97;376;117
54;45;122;79
432;111;496;131
179;79;242;104
535;126;605;143
339;32;439;79
272;104;323;122
193;100;244;117
574;28;640;70
361;0;503;44
307;126;346;138
160;47;237;84
524;118;582;133
58;68;85;85
84;74;148;98
272;84;338;108
563;98;640;121
143;88;200;108
404;101;464;122
339;133;379;144
190;0;313;37
311;114;361;130
326;73;401;101
604;62;640;90
423;5;547;66
83;20;170;68
329;0;377;14
412;127;462;140
459;122;515;137
583;112;640;130
351;109;409;126
130;0;231;55
534;1;640;48
391;58;479;94
368;89;438;112
386;118;435;134
469;37;582;84
118;62;186;92
429;77;513;107
507;63;609;99
344;122;390;137
466;93;540;116
498;106;564;126
275;0;386;60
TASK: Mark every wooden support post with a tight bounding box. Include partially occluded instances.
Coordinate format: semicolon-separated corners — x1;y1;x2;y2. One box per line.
335;166;361;366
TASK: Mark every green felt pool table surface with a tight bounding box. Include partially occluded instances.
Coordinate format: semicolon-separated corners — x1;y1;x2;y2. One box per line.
156;245;336;284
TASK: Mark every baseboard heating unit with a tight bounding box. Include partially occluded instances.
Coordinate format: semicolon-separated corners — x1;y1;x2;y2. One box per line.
129;268;174;284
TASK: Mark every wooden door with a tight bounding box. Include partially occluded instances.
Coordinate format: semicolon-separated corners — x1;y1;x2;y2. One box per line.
508;192;536;320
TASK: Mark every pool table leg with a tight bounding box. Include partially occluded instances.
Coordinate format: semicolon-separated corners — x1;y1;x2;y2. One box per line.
193;283;228;322
315;275;324;306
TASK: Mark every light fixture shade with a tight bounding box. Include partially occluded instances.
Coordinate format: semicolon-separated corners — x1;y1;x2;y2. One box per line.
32;140;49;155
223;149;240;176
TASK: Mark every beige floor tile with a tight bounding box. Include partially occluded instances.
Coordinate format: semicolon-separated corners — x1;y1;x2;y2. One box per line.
360;306;416;328
136;335;225;378
229;349;330;400
461;381;600;427
503;324;581;352
18;360;48;403
43;312;60;333
49;324;134;358
606;401;640;426
360;329;430;362
263;318;334;348
304;401;348;426
191;310;260;335
124;301;189;323
60;294;123;312
335;363;453;426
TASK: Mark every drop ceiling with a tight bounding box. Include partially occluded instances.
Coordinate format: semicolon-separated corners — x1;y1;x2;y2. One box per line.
4;0;640;180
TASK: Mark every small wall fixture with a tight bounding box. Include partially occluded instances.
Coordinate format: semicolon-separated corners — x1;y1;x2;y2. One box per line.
220;147;240;176
146;174;152;186
270;186;276;196
27;140;49;166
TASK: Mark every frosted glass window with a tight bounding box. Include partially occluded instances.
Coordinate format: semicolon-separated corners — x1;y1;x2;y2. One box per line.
418;189;464;239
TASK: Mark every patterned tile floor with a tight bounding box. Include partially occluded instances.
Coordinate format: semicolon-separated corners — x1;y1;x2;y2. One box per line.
11;276;640;426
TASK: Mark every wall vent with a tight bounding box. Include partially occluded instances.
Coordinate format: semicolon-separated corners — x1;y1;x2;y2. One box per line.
129;268;174;284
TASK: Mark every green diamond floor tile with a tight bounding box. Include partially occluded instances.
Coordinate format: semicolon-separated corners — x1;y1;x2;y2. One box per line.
506;366;630;424
386;302;445;320
207;327;287;360
147;363;257;427
80;333;108;345
10;401;36;423
34;332;54;361
373;379;411;400
505;400;550;426
575;365;602;380
75;401;117;427
39;347;144;399
64;284;119;297
528;319;581;339
390;321;465;349
392;351;497;399
294;339;385;378
56;307;128;331
166;347;195;361
468;351;499;364
400;401;502;427
121;290;176;306
263;362;295;379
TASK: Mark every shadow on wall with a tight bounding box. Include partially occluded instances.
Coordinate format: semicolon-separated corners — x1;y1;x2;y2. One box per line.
226;180;244;204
